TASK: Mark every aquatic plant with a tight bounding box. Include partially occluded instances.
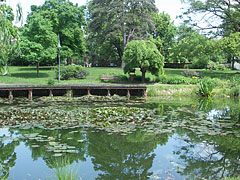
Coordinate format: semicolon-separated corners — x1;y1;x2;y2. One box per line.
49;158;81;180
198;80;214;97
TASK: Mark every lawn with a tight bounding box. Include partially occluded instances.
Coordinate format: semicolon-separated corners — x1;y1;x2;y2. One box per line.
0;66;239;87
0;66;124;85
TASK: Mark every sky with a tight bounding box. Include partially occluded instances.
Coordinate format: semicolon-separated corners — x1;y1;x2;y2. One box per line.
6;0;185;25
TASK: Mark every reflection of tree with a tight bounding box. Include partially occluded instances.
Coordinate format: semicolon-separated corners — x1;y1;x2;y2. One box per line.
175;131;240;179
0;139;19;179
14;128;87;169
87;129;169;180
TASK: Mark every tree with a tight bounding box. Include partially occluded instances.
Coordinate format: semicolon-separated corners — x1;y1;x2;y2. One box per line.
0;1;21;75
170;25;214;68
123;40;164;83
88;0;157;67
21;13;58;76
220;32;240;69
181;0;240;36
151;12;177;62
26;0;86;64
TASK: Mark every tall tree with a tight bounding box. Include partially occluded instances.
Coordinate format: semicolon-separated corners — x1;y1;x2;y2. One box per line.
181;0;240;36
220;32;240;69
0;1;22;75
170;25;214;68
88;0;157;67
151;12;177;62
21;13;57;76
27;0;86;63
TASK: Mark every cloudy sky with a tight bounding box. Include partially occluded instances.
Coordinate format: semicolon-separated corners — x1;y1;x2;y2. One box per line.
6;0;185;25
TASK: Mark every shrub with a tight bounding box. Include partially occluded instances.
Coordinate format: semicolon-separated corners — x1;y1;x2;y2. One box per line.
230;86;240;97
198;80;214;97
47;79;56;86
215;64;227;71
55;65;89;80
207;61;217;70
75;70;89;79
229;76;240;87
156;74;198;85
207;61;228;71
181;70;201;78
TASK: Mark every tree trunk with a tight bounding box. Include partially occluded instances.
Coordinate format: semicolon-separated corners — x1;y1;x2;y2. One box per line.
121;0;126;68
36;62;40;77
231;57;235;70
141;68;147;83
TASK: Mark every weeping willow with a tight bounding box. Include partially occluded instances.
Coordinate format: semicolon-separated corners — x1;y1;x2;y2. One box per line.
0;0;22;75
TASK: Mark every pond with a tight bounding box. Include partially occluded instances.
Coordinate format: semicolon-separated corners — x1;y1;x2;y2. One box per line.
0;96;240;180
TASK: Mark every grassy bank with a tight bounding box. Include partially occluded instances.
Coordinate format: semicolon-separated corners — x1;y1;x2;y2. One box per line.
0;66;239;98
0;66;123;85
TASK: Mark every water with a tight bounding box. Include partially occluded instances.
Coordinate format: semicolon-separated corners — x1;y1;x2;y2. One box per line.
0;97;240;180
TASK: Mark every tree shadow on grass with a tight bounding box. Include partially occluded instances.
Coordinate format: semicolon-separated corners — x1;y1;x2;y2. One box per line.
18;67;53;71
10;72;50;78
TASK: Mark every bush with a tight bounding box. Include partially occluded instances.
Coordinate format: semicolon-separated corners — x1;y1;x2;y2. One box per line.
47;79;56;86
181;70;201;78
75;70;90;79
229;76;240;87
55;65;89;80
230;86;240;97
207;61;228;71
215;64;227;71
156;74;198;85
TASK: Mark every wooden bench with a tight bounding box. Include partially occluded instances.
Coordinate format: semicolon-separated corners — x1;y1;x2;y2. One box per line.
100;75;120;81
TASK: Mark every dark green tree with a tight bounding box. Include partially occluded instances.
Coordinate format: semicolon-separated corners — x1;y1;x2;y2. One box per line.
21;13;57;76
88;0;157;67
220;32;240;69
23;0;86;65
170;25;215;68
123;40;164;82
151;12;177;62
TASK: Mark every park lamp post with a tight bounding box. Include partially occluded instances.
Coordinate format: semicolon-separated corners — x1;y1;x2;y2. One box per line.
57;35;61;83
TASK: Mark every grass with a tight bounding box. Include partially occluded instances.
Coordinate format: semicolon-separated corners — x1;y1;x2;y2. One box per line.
1;66;240;97
0;66;124;85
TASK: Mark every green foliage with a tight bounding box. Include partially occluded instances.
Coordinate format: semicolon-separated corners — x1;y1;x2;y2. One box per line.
55;65;89;80
229;76;240;97
229;76;240;87
207;61;228;71
75;70;90;79
220;32;240;69
47;79;56;86
88;0;157;66
230;86;240;97
123;40;164;82
170;25;214;68
0;3;21;74
49;158;79;180
18;0;86;67
156;74;198;85
151;12;177;62
198;80;214;97
181;70;201;78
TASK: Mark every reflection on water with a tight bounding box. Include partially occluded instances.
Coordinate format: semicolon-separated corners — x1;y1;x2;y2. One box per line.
0;97;240;179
